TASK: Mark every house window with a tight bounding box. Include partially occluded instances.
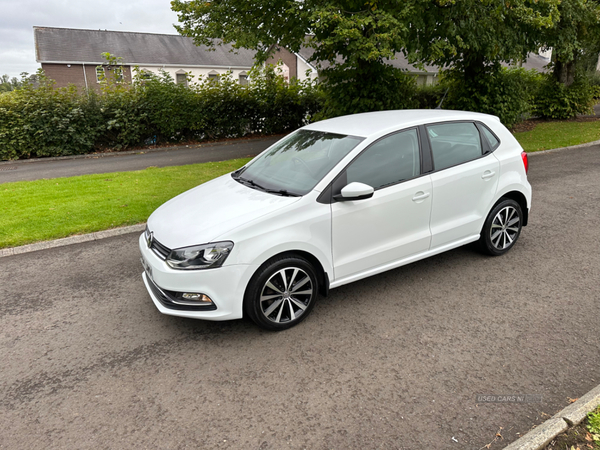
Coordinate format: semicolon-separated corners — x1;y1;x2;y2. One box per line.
138;70;153;81
239;74;248;85
208;72;220;84
176;73;188;86
114;66;124;83
95;66;105;83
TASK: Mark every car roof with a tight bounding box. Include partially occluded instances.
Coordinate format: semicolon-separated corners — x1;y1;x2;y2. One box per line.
302;110;500;138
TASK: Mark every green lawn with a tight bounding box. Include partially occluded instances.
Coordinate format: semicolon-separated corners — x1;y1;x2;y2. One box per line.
0;158;251;249
514;120;600;152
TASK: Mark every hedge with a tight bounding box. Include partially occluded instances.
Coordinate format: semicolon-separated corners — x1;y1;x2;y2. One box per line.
0;67;323;161
2;64;597;161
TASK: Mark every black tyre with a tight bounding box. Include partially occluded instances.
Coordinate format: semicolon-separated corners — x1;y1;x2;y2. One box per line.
244;256;318;331
479;198;523;256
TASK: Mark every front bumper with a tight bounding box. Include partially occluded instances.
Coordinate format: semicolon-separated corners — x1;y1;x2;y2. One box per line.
139;233;252;321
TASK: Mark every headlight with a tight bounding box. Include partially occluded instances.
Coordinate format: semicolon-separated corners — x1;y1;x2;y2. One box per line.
166;241;234;270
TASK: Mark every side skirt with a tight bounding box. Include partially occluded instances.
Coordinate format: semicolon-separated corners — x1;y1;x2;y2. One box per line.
329;234;480;289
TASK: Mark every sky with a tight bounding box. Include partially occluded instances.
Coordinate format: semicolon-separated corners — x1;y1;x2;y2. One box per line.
0;0;181;79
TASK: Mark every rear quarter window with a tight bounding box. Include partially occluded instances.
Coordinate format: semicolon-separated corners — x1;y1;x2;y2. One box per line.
479;124;500;150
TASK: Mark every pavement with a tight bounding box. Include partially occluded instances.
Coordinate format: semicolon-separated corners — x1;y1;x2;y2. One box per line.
0;135;281;183
0;137;599;449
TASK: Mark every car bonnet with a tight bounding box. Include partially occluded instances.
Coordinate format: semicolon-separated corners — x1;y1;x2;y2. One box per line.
146;173;301;250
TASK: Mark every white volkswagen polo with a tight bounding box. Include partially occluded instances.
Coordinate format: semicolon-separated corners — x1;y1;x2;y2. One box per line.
139;110;531;330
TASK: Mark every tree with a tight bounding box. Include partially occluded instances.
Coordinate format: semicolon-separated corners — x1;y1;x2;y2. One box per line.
406;0;558;75
0;74;23;93
171;0;564;120
398;0;559;124
541;0;600;86
171;0;419;116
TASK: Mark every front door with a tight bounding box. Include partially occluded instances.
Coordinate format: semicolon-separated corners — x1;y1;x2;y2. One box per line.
331;128;433;281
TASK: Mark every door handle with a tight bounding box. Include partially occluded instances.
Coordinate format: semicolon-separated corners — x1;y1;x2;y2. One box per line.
412;191;430;202
481;170;496;180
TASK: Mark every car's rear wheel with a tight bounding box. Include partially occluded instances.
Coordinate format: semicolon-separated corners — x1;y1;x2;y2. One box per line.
244;256;318;331
479;198;523;256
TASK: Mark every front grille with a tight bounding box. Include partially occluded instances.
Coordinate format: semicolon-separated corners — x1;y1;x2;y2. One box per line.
145;227;171;260
146;275;217;312
151;238;171;260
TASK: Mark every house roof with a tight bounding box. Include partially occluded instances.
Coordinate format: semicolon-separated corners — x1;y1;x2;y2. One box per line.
297;44;549;75
297;45;440;75
34;27;256;68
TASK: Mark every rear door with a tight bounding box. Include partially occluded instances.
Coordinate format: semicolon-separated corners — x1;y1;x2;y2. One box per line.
426;122;500;249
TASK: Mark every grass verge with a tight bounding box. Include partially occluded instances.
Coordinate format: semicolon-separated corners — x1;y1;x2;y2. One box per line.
0;158;251;249
514;119;600;152
543;405;600;449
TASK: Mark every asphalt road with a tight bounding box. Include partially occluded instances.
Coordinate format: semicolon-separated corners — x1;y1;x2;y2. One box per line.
0;136;281;183
1;146;599;449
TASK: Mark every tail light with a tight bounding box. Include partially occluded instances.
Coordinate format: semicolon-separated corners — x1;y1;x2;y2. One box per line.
521;151;529;174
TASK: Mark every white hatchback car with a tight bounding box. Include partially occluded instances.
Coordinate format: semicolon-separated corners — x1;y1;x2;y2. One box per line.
139;110;531;330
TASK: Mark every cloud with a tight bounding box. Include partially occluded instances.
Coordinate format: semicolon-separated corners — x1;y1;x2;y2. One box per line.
0;0;180;78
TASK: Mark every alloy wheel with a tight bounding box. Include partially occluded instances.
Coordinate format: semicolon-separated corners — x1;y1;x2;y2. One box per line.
259;267;314;324
490;206;521;250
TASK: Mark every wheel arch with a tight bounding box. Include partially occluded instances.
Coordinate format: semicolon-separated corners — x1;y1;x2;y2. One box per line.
243;249;330;307
495;190;529;226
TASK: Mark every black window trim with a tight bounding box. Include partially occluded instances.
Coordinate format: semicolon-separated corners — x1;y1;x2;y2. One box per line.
475;121;501;152
424;120;498;174
317;126;427;204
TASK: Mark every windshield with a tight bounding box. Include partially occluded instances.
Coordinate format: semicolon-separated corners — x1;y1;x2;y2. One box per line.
233;130;363;196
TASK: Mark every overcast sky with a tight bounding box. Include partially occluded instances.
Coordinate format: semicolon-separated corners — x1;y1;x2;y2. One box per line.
1;0;181;78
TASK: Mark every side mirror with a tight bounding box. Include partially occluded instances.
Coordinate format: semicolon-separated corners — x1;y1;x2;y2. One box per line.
333;182;375;202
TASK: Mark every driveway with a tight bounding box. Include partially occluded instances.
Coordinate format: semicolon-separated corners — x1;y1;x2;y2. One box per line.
0;146;598;449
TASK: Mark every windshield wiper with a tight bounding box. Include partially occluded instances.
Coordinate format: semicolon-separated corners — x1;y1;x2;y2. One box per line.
234;175;261;188
233;175;299;197
262;188;300;197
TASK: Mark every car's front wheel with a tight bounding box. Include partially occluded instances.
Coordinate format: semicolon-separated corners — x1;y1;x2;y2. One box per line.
479;198;523;256
244;256;318;331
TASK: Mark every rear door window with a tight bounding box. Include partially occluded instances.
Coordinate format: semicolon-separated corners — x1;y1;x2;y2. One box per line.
427;122;483;171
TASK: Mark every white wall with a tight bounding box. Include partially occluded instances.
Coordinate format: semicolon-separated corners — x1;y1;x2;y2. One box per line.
414;74;437;86
539;48;552;60
137;66;252;84
296;58;318;82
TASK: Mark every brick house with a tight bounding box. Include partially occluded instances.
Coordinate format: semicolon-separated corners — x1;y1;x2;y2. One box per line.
34;27;257;90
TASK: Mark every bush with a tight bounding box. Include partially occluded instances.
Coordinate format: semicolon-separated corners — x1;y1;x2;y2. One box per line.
532;74;596;119
0;71;102;160
95;81;150;149
587;71;600;89
0;66;322;161
439;66;541;128
247;66;323;135
316;63;418;120
413;83;447;109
